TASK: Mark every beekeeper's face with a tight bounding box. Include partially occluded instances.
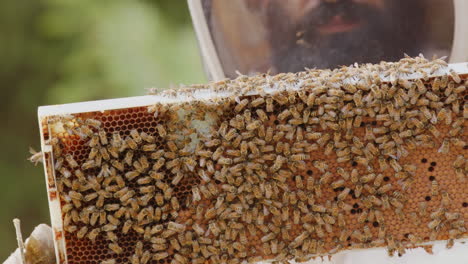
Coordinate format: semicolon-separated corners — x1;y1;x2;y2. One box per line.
266;0;424;72
277;0;385;34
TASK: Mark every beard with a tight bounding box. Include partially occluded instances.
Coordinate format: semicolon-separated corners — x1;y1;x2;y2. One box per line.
267;0;424;73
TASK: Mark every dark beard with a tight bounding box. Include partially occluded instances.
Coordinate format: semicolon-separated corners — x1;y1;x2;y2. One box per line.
267;0;423;73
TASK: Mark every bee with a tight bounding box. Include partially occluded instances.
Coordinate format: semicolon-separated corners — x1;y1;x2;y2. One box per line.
377;183;392;194
445;238;455;249
366;195;382;206
122;169;139;181
371;173;384;187
247;141;260;156
414;202;427;218
217;157;232;165
428;125;440;138
354;156;369;166
65;154;79;168
429;76;441;91
440;191;451;207
448;69;461;83
96;147;110;162
377;194;389;209
167;221;185;233
349;169;359;184
397;129;413;140
83;192;99;203
130;254;139;264
234;98;249;112
450;137;466;148
168;238;182;252
68;190;83;201
444;212;460;221
335;147;350;158
360;173;376;184
264;97;274;112
139;143;156;152
388;159;402;172
425;89;441;102
353;91;363;107
86;228;100;242
277;109;292;121
306;132;322;141
290;154;310;161
76;226;88;239
64;224;77;234
149;160;166;174
428;218;442;230
365;142;379;157
52;155;64;171
149;149;165;161
138;132;154;143
437;139;450;154
169;196;180;211
333;187;350;202
362;125;376;141
338;229;352;244
431;180;439;196
86;147;100;160
407;117;424;130
317;134;331;147
103;132;119;150
249;97;265;108
126;129;141;144
101;146;119;159
403;138;417;150
351;229;365;243
331;179;345;189
221;128;237;143
301;92;315;107
270;155;286;172
402;232;419;245
436;107;448;121
84;118;101;128
59;167;72;178
119;219;134;234
260;232;276;243
152;252;169;261
430;207;446;220
104;231;118;242
312;160;328;173
319;172;333;185
455;168;465;182
448;228;461;240
388;196;403;208
155;124;167;138
95;129;108;146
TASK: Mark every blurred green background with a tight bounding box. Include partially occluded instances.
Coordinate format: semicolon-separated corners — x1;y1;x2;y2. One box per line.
0;0;205;259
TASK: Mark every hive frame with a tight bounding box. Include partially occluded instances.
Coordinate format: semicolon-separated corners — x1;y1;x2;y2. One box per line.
38;62;468;264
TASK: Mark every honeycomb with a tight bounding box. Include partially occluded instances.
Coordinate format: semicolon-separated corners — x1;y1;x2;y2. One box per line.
39;56;467;264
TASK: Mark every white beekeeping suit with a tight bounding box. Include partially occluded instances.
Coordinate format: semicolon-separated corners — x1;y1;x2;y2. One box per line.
4;223;55;264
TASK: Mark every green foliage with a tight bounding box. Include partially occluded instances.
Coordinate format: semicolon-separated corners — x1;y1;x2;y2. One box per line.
0;0;205;259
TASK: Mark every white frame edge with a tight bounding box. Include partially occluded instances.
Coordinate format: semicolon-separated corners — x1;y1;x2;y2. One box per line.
187;0;226;81
37;62;468;118
450;0;468;63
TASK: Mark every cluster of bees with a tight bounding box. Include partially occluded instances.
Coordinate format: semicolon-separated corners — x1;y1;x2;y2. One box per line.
46;55;467;264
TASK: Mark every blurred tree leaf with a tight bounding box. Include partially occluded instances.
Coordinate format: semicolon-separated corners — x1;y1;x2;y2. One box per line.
149;0;193;26
0;0;205;259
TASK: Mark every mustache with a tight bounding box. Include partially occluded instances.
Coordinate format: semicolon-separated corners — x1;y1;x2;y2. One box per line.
298;1;380;28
